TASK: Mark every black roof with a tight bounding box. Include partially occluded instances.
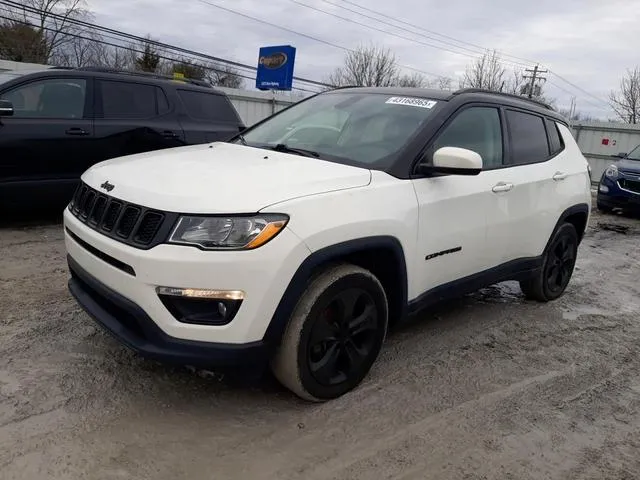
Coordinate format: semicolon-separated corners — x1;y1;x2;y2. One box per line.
326;86;452;100
325;85;567;123
6;66;223;94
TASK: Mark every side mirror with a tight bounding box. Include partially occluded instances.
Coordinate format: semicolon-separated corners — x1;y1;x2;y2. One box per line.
418;147;483;176
612;152;627;158
0;100;13;117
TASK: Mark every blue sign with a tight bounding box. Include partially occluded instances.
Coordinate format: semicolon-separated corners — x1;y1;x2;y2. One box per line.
256;45;296;91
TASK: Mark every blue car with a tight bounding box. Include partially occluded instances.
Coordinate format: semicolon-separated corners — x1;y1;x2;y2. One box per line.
597;144;640;213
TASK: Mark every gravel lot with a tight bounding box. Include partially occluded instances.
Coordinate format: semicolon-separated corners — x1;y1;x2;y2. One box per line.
1;205;640;480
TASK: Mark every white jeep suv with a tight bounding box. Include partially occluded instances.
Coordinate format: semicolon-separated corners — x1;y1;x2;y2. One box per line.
64;87;591;401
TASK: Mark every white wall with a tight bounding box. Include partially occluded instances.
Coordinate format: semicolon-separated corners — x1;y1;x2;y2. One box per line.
570;121;640;181
215;87;308;126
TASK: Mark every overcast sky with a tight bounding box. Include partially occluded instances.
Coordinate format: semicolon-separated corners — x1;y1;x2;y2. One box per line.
87;0;640;119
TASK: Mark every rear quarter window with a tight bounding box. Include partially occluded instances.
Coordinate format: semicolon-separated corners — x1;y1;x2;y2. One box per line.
546;119;564;155
177;89;239;123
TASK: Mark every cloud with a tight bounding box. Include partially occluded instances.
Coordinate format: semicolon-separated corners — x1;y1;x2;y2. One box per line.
87;0;637;118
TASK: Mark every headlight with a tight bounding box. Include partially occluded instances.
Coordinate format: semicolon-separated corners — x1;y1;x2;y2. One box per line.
604;164;618;179
168;214;288;250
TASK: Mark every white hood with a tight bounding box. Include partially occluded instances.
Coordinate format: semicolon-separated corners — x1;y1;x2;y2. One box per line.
81;142;371;213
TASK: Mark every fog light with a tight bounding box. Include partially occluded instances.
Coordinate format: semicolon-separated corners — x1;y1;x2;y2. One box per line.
156;286;244;300
156;287;243;325
218;301;227;318
599;184;609;193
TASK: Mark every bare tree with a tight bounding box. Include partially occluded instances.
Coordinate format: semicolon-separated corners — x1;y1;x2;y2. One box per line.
459;50;507;91
328;44;399;87
609;67;640;124
7;0;93;63
202;62;244;88
396;72;427;88
435;76;453;91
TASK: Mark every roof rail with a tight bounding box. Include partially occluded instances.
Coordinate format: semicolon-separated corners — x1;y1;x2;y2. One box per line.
451;88;554;111
73;66;213;88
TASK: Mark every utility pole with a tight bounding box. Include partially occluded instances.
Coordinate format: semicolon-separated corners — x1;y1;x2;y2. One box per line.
523;64;548;98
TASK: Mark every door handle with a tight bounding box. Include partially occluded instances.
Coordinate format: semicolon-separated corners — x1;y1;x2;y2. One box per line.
492;182;514;193
552;171;568;181
162;130;179;138
65;127;89;136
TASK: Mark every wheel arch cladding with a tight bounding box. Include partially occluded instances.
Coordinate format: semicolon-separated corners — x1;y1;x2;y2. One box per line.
547;203;590;250
263;236;408;350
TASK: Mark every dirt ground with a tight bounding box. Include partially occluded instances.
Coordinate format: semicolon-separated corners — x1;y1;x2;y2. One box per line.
1;205;640;480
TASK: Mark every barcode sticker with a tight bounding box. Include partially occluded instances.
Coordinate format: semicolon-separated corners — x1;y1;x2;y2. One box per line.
385;97;437;109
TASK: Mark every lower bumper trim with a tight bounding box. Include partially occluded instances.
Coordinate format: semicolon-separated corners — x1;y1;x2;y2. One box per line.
67;255;268;370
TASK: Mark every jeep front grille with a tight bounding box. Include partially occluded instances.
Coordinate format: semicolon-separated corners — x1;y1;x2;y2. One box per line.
68;183;178;249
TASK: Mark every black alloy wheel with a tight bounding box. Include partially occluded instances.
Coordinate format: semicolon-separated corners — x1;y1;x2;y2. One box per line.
520;223;578;302
307;288;379;387
271;264;388;402
544;234;577;295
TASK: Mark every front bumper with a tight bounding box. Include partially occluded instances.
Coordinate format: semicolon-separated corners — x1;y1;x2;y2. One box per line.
64;207;311;360
597;175;640;211
68;256;267;368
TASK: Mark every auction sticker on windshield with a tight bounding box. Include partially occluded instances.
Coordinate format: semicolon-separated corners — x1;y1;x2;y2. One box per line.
385;97;437;109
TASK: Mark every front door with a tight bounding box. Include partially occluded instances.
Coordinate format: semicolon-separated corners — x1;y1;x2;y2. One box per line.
0;76;93;207
411;105;506;298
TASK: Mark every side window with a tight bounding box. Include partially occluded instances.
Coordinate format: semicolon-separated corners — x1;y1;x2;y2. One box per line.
99;80;157;118
177;89;238;123
506;110;550;164
432;107;503;169
546;119;564;155
0;78;86;119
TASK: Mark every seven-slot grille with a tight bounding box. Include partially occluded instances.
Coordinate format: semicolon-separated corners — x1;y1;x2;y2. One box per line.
69;183;171;248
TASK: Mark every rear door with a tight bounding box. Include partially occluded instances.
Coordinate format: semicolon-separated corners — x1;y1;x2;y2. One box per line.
0;76;94;206
176;89;243;143
93;79;186;163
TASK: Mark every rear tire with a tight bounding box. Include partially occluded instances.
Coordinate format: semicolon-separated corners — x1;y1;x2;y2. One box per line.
520;223;578;302
271;264;388;402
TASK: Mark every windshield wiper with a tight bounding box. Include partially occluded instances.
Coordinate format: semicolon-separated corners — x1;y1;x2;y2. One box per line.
236;134;248;146
271;143;320;158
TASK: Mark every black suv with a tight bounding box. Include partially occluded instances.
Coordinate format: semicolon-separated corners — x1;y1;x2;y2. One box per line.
0;67;245;212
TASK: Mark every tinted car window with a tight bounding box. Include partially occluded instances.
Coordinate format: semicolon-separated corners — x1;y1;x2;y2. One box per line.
546;119;564;155
178;90;238;123
507;110;550;164
0;78;86;119
100;80;158;118
432;107;503;168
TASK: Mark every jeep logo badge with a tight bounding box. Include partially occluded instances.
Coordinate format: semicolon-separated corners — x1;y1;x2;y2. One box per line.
100;181;115;192
259;52;287;70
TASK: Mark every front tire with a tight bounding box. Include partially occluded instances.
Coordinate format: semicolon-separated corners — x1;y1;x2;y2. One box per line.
519;223;578;302
271;264;388;402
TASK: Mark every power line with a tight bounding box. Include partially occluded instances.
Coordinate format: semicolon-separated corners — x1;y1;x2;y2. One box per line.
0;12;323;94
326;0;610;105
287;0;527;69
309;0;531;68
548;70;610;107
334;0;542;67
0;0;330;89
195;0;442;79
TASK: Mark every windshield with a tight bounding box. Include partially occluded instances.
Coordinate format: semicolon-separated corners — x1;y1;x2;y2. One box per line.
238;92;441;169
626;144;640;161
